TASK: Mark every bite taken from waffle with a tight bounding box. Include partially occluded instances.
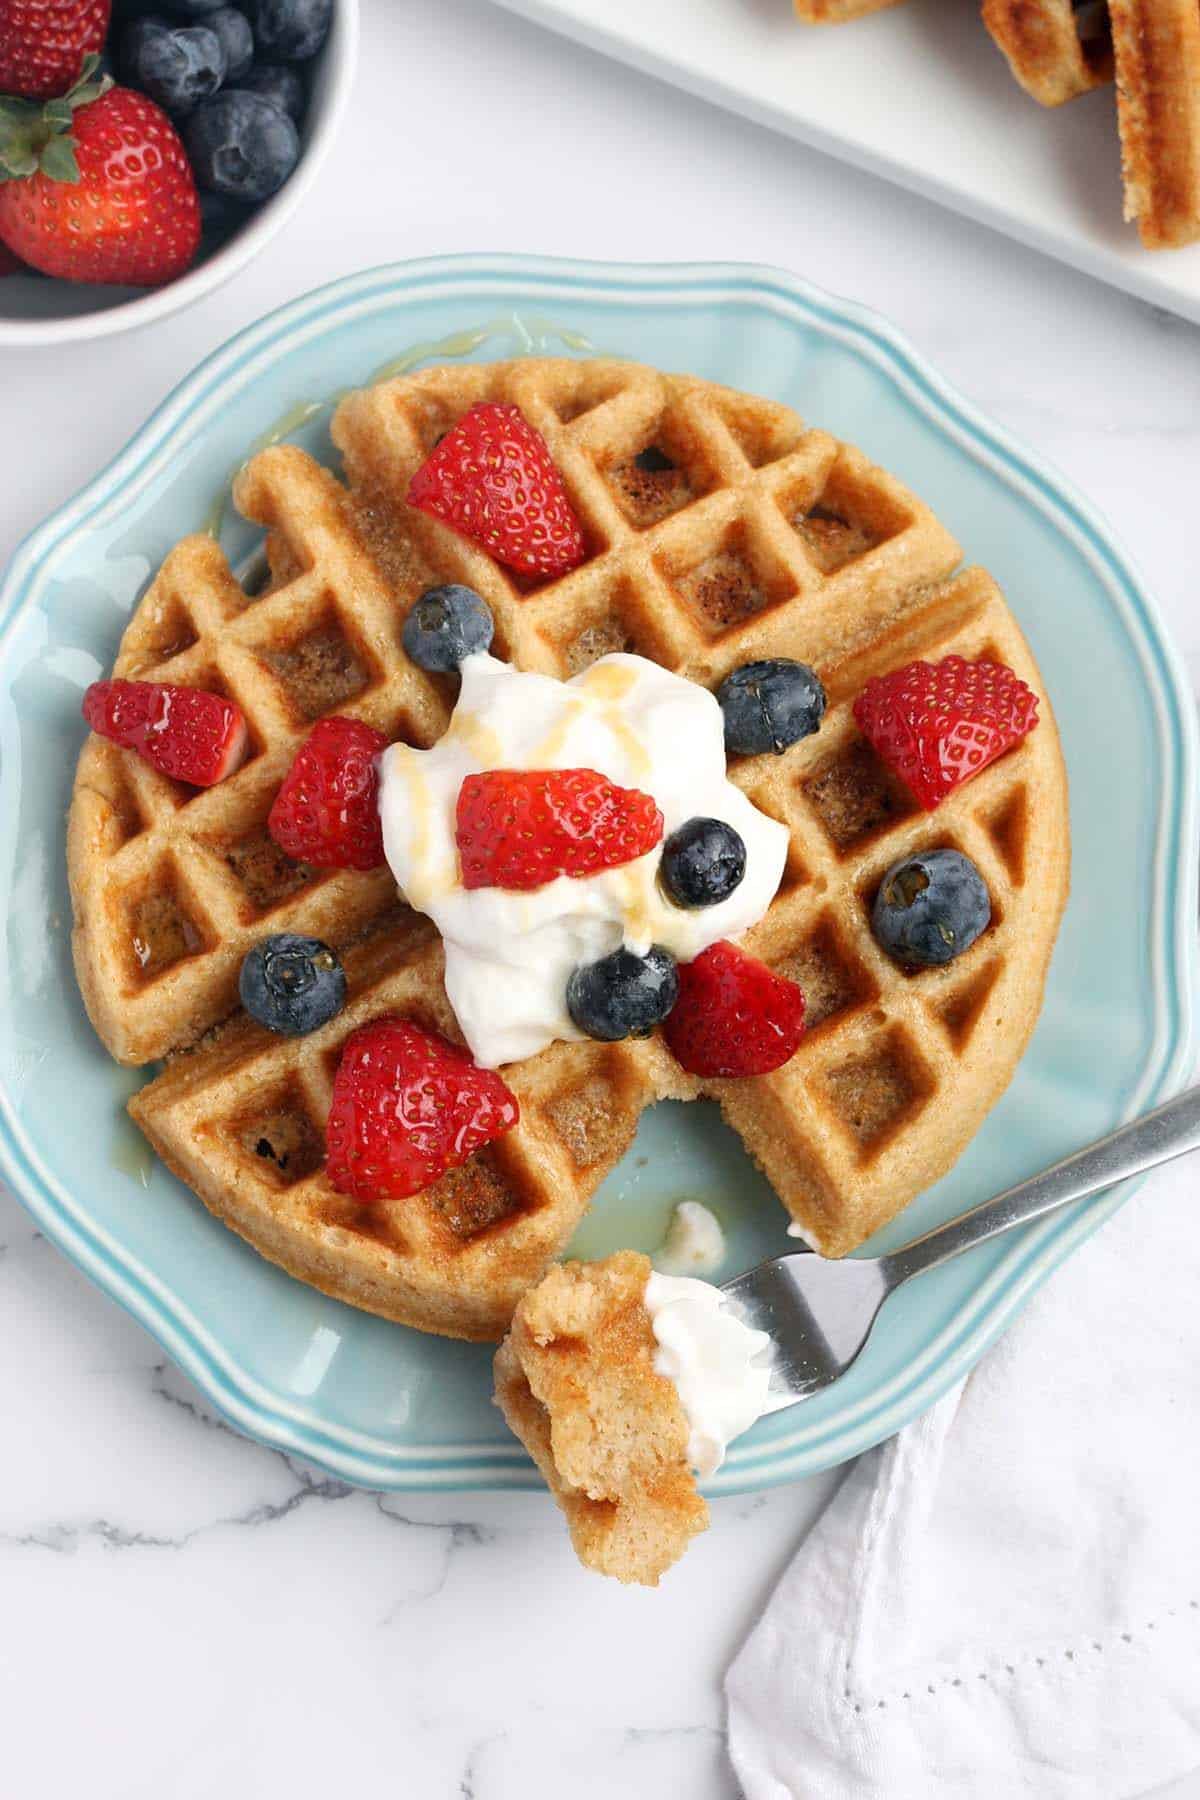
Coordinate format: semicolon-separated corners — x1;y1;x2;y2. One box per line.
495;1249;775;1585
68;357;1069;1344
495;1252;711;1586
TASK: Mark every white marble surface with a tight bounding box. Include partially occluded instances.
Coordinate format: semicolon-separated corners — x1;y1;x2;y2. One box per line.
1;2;1199;1795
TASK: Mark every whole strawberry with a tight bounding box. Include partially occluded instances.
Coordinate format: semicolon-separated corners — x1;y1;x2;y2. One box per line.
455;767;664;891
664;940;805;1079
0;62;200;286
407;402;587;580
852;655;1039;811
268;716;388;872
326;1017;520;1202
0;0;110;101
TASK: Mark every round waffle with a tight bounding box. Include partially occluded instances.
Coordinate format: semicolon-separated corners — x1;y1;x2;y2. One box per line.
67;358;1069;1339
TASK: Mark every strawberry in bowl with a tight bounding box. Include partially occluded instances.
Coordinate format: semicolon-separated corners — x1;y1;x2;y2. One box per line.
0;0;354;340
0;0;110;101
0;65;201;286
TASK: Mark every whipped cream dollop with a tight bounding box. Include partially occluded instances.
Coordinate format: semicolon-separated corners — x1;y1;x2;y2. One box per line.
378;652;788;1067
652;1200;726;1279
644;1272;773;1477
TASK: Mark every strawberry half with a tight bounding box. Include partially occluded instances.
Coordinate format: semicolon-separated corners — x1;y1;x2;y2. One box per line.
0;1;110;101
664;940;805;1079
82;679;248;788
268;716;388;872
407;402;587;579
0;68;199;287
852;655;1039;812
455;768;664;892
326;1017;520;1202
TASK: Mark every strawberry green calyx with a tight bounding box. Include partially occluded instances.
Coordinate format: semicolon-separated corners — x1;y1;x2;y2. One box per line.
0;55;111;185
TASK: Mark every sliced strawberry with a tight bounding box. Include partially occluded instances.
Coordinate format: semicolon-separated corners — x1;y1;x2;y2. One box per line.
326;1017;520;1202
407;402;586;579
0;3;110;102
82;679;248;788
268;716;388;872
664;940;805;1079
852;655;1039;812
455;768;663;892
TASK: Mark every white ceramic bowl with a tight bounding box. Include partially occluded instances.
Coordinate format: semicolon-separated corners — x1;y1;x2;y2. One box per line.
0;0;358;347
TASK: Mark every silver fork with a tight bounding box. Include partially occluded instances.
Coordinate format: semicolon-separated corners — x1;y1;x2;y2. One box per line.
723;1083;1200;1413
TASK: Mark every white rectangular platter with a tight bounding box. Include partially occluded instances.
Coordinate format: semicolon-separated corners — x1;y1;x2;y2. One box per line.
490;0;1200;326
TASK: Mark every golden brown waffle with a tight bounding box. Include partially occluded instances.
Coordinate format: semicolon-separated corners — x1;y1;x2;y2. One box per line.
68;456;451;1067
129;928;687;1339
1109;0;1200;248
494;1252;708;1586
722;563;1068;1252
74;358;1069;1339
982;0;1114;105
793;0;904;19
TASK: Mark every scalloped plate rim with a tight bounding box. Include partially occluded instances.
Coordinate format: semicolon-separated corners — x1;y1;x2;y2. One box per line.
0;254;1195;1493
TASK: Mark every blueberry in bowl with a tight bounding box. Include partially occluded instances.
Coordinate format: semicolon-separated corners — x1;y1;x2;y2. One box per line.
185;88;300;202
120;18;228;116
239;59;304;119
0;0;356;345
207;9;255;83
248;0;333;61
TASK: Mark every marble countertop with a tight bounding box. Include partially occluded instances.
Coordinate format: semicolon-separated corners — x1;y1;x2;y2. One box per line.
2;3;1199;1794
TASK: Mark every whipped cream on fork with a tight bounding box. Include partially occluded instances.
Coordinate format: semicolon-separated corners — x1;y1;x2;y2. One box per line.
644;1271;773;1476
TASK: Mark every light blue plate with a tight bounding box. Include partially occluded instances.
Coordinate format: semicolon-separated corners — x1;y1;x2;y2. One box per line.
1;257;1195;1492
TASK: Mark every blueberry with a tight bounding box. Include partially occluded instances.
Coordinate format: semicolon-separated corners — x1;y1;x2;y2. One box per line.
718;659;827;757
240;61;306;121
205;7;254;81
871;850;991;968
660;816;746;909
199;184;252;246
121;18;226;114
402;586;494;673
247;0;333;61
184;90;301;201
163;0;227;13
118;13;164;72
567;946;679;1042
240;934;346;1035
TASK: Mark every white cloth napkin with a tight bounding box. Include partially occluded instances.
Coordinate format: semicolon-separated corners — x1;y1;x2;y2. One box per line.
727;1156;1200;1800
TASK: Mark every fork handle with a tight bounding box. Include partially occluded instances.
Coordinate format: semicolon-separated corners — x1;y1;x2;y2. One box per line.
881;1083;1200;1288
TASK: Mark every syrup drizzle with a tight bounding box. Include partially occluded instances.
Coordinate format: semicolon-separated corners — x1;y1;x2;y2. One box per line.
203;314;599;540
